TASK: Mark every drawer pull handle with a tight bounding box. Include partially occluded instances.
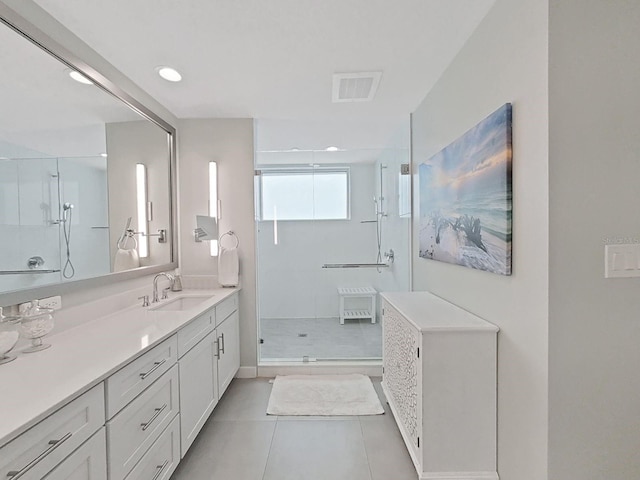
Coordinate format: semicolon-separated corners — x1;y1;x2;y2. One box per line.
220;333;225;354
139;359;167;380
151;460;169;480
214;338;220;359
141;404;167;431
6;432;72;479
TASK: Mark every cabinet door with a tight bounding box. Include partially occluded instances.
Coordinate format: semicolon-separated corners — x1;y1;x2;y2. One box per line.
216;310;239;398
382;303;421;455
43;429;107;480
178;331;218;457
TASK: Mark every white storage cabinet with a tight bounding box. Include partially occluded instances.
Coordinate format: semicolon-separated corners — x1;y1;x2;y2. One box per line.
381;291;499;480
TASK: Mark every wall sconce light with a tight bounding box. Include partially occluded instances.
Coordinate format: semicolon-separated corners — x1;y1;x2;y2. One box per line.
209;161;219;256
136;163;149;258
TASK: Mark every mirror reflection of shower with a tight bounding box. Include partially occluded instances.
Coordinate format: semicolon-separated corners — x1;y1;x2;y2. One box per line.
61;202;75;278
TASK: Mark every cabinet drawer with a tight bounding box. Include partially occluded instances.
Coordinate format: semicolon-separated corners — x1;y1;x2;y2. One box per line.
177;308;214;358
0;383;105;480
43;428;107;480
124;416;180;480
105;336;178;418
107;365;179;480
215;293;238;327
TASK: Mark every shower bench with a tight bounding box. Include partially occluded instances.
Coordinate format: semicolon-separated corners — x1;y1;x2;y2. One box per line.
337;286;377;324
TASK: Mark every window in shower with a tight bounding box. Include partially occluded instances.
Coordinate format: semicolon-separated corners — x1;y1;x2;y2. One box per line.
259;168;349;221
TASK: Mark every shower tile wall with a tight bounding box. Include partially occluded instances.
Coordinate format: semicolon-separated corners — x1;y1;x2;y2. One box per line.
0;158;61;292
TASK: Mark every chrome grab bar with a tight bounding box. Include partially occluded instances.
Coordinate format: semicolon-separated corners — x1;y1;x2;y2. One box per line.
6;432;72;479
322;263;389;269
140;404;167;431
0;270;60;275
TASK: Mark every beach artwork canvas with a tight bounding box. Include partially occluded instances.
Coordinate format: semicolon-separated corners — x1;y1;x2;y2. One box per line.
419;103;512;275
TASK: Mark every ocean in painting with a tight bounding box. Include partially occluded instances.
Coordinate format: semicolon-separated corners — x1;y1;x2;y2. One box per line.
419;104;512;275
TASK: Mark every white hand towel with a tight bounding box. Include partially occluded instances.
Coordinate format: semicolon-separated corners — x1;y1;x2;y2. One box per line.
218;246;239;287
113;247;140;272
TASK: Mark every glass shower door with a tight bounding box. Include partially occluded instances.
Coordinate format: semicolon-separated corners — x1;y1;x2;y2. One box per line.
256;149;410;363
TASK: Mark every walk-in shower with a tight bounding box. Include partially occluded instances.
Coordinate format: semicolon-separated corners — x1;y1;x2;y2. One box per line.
255;149;411;363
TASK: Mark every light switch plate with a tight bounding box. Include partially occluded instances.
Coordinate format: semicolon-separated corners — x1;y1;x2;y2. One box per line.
605;244;640;278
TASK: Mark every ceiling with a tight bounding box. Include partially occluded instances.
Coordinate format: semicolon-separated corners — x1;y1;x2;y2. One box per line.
30;0;495;150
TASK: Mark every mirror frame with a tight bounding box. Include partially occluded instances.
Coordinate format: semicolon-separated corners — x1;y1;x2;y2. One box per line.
0;3;178;306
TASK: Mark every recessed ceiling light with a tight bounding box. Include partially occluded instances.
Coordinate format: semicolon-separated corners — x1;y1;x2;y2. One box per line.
69;70;93;85
157;66;182;82
100;153;108;158
325;146;339;152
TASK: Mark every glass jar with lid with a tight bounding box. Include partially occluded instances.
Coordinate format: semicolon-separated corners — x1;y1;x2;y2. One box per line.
0;306;21;364
19;300;55;353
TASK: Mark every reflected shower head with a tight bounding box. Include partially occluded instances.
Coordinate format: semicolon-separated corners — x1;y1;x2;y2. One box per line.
63;202;74;210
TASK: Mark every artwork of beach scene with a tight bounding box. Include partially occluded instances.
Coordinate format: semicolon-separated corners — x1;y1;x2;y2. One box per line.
419;103;512;275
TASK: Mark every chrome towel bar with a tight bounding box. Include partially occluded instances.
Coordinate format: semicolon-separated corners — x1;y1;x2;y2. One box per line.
322;263;389;269
0;269;60;275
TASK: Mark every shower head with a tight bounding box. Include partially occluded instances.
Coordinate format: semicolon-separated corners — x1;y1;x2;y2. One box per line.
63;202;74;210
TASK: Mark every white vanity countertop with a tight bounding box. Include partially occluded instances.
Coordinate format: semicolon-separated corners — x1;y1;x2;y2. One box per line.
381;291;499;332
0;288;239;447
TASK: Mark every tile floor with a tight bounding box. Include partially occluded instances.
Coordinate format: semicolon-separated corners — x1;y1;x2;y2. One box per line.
260;318;382;361
171;377;417;480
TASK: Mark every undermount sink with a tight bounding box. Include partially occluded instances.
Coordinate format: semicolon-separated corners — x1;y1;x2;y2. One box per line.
150;295;212;312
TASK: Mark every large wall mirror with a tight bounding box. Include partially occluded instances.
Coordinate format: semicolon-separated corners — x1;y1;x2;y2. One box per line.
0;6;177;304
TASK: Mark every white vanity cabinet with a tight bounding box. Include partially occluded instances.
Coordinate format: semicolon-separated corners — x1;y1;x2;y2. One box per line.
0;288;241;480
381;292;499;480
177;292;239;456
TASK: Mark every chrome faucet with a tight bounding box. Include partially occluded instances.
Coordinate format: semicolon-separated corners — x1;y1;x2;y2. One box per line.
152;272;175;303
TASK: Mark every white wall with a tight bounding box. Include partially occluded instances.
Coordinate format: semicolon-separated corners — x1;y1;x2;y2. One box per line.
548;1;640;478
410;1;549;479
177;119;257;369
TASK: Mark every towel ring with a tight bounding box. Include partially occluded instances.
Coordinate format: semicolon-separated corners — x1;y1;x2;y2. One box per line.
219;231;239;249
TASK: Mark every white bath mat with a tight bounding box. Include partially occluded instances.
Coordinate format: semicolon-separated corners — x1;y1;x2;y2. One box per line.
266;374;384;416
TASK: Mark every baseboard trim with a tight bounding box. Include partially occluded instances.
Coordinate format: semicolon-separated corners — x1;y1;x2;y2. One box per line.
257;363;382;377
236;366;258;378
420;473;498;480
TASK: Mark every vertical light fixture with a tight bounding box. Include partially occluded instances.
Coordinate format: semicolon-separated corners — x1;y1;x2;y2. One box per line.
209;162;219;256
136;163;149;258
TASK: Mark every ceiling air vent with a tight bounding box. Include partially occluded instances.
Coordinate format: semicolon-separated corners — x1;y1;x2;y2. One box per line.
332;72;382;103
